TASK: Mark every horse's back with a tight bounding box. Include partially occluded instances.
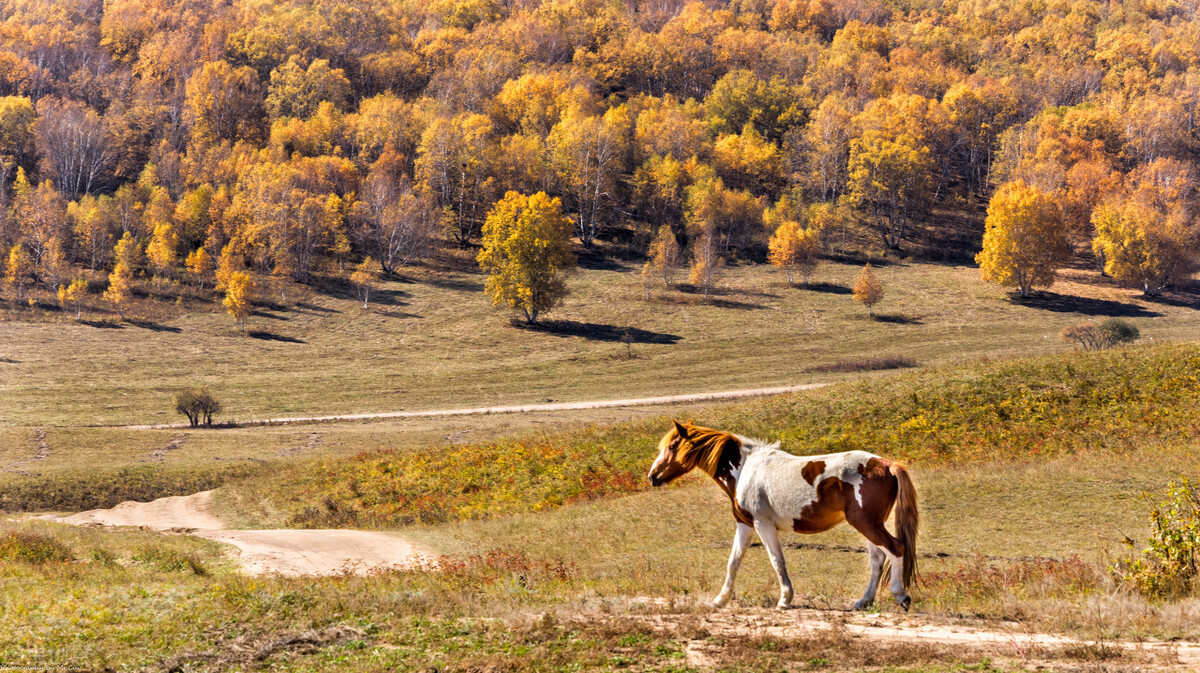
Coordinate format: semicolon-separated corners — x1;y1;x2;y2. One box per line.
737;448;892;529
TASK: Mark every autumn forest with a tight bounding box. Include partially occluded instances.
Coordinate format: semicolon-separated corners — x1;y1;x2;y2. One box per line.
1;0;1199;320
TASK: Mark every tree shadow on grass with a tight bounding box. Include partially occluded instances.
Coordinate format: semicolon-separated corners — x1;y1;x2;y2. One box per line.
1011;291;1163;318
80;319;125;329
422;275;484;293
513;320;682;344
0;357;18;363
247;331;306;343
251;309;290;321
802;282;853;295
126;318;182;333
873;313;923;325
291;301;339;315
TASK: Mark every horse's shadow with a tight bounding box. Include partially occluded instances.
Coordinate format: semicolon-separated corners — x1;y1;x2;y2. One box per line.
514;320;682;344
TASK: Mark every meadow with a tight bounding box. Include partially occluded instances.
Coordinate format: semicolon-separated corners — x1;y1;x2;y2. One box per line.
4;343;1200;671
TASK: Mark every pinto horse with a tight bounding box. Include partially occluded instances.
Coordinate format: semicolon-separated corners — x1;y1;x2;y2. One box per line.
648;420;919;611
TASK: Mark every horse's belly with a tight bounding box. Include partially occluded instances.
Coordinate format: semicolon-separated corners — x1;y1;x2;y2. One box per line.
791;507;845;534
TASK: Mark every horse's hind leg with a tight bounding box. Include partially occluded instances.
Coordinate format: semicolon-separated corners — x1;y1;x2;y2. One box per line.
713;522;754;608
853;542;887;610
754;521;793;609
846;516;910;610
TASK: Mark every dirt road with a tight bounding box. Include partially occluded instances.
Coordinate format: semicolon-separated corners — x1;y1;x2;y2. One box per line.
53;491;430;576
620;604;1200;671
123;383;828;429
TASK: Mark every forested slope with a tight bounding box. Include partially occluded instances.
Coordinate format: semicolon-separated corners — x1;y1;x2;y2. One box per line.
0;0;1198;311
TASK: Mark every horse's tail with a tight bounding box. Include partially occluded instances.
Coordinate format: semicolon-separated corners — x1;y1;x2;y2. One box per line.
890;462;919;589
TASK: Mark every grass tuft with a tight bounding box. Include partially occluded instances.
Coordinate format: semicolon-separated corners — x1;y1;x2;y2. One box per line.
0;530;74;564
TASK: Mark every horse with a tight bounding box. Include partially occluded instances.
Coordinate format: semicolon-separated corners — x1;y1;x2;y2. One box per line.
647;420;919;611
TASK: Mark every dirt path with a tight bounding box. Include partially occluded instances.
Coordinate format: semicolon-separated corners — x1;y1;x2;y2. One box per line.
121;384;828;430
52;491;431;576
618;604;1200;670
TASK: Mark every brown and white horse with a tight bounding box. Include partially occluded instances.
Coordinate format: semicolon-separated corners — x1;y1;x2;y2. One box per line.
648;420;919;611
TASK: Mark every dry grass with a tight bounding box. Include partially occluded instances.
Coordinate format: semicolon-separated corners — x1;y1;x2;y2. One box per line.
3;258;1198;429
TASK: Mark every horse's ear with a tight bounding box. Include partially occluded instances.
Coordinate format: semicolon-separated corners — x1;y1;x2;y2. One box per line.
673;419;689;439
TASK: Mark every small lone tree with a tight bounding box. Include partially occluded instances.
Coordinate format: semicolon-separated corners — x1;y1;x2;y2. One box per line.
646;224;681;287
223;271;255;332
350;256;378;308
477;191;575;324
689;232;722;299
57;279;88;319
175;387;221;427
853;263;885;318
1099;317;1140;347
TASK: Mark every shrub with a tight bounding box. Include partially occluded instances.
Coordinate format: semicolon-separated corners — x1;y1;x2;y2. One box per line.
175;387;221;427
132;545;208;575
1111;479;1200;599
1099;318;1139;347
1060;319;1140;351
0;530;74;564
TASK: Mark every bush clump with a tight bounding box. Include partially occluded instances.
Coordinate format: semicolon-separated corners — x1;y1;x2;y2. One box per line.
1060;318;1140;351
0;530;74;564
174;387;222;427
1112;479;1200;599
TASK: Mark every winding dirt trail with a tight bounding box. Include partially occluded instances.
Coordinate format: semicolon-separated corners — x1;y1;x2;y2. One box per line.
121;384;828;429
617;604;1200;671
52;491;431;576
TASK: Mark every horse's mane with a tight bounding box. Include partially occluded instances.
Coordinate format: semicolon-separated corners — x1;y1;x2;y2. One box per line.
671;424;743;477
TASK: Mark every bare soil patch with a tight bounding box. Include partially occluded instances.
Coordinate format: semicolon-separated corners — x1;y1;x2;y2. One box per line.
51;491;431;576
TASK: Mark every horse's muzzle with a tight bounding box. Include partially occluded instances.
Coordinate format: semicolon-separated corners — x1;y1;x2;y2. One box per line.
648;475;663;487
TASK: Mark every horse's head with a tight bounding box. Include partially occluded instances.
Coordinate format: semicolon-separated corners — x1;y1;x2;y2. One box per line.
648;420;695;486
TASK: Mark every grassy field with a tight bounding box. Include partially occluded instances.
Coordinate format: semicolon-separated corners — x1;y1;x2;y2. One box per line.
4;344;1200;671
3;253;1198;429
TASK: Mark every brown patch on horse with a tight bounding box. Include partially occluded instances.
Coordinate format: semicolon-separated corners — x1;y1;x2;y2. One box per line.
793;477;848;533
845;458;904;558
801;460;825;485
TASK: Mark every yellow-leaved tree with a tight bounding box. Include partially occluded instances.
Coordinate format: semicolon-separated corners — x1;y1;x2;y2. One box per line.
1091;200;1196;296
103;233;138;320
976;180;1070;298
477;191;575;324
644;224;681;288
223;271;255;332
350;256;378;308
5;243;34;302
768;220;821;285
853;263;885;317
57;279;88;319
186;247;214;289
145;221;179;280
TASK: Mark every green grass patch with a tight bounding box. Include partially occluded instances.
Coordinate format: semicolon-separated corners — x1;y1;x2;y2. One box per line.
232;342;1200;529
0;462;267;513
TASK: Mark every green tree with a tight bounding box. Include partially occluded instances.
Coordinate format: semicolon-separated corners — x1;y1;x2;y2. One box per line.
477;192;575;324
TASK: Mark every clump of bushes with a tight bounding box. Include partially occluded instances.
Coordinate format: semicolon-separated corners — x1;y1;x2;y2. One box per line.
1111;479;1200;599
805;356;917;373
174;387;222;427
1059;318;1140;351
131;545;208;575
0;530;74;564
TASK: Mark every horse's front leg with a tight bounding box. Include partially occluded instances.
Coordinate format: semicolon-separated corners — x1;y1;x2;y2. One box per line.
713;522;754;607
754;521;793;609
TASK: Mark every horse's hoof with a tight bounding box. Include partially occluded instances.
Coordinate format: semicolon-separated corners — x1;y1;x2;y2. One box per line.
852;599;873;611
775;601;793;610
896;595;911;612
712;596;730;608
